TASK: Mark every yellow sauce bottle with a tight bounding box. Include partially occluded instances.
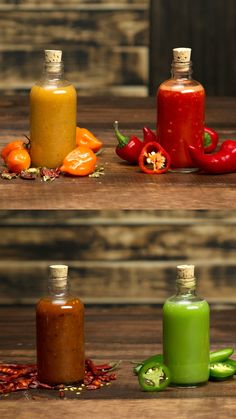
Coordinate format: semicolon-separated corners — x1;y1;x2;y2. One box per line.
30;50;77;168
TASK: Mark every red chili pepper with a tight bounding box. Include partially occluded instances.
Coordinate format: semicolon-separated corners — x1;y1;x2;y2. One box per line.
139;142;171;174
114;121;143;164
85;358;99;376
189;140;236;174
204;127;219;153
0;359;118;395
143;127;158;144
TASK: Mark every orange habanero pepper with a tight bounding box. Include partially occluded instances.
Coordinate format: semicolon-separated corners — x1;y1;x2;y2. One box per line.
1;140;26;163
60;145;97;176
6;148;31;173
76;127;103;153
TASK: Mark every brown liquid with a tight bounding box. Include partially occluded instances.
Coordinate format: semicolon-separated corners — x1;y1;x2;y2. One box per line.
36;296;84;385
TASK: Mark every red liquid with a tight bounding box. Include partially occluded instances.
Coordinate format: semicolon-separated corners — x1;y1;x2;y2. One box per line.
36;297;84;385
157;82;205;170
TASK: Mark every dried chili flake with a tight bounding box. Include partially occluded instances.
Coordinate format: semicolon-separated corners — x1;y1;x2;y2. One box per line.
20;168;40;180
89;166;105;178
0;171;18;180
0;359;119;396
40;167;61;182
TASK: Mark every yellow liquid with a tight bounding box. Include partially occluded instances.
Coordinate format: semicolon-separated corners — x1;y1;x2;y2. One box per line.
30;83;77;168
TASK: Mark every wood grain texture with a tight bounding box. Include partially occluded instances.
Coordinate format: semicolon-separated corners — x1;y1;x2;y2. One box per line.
0;0;148;9
0;210;235;304
0;96;236;210
149;0;236;95
1;399;236;419
0;1;149;95
0;305;236;418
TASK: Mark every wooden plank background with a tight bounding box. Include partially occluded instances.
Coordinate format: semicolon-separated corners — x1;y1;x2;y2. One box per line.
0;210;236;305
149;0;236;96
0;0;149;96
1;0;235;95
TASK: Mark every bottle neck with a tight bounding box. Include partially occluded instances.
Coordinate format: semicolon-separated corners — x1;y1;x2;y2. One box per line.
43;62;64;82
176;278;197;297
171;61;192;80
48;276;69;298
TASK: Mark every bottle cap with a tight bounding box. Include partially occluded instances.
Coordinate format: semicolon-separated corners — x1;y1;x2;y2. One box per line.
49;265;68;288
173;47;191;63
44;50;62;63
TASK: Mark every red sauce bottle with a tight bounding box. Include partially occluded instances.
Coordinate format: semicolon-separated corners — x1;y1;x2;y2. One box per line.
36;265;84;385
157;47;205;172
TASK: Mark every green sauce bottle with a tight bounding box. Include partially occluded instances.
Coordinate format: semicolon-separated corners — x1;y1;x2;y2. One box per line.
163;265;210;386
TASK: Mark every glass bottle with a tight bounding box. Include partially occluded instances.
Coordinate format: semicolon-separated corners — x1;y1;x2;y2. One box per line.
157;47;205;172
36;265;84;385
163;265;210;386
30;50;77;168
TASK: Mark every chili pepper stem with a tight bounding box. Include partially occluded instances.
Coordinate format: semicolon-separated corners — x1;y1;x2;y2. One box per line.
114;121;129;147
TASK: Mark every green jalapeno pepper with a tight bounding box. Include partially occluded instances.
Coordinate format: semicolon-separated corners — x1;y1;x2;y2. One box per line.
209;362;235;381
209;348;234;364
133;354;163;375
225;358;236;372
138;361;170;392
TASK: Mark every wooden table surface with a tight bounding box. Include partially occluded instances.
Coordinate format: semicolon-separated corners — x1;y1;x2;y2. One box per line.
0;95;236;210
0;305;236;418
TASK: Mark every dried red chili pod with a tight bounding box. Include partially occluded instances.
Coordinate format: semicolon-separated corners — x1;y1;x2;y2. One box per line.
139;142;171;174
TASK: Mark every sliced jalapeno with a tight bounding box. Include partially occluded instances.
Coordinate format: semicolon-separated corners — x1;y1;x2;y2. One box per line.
133;354;163;375
209;348;234;364
225;358;236;372
209;362;235;381
138;361;170;392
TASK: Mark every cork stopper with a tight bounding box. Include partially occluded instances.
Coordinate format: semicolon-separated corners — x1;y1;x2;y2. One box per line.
45;50;62;63
172;47;191;72
176;265;196;288
173;47;191;63
49;264;68;289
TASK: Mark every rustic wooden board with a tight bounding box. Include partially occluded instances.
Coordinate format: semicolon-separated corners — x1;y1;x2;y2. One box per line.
0;0;148;8
0;1;149;95
0;96;236;210
0;261;236;304
1;399;236;419
149;0;236;96
0;305;236;418
0;209;236;304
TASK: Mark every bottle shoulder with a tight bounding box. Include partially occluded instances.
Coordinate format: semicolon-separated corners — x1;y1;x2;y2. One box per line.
163;295;209;309
30;81;76;96
36;295;84;314
158;78;205;93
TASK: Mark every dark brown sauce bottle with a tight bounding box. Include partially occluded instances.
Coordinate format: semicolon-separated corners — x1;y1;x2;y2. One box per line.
36;265;84;385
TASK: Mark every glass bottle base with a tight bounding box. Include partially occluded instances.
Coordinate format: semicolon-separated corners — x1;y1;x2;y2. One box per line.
169;167;199;174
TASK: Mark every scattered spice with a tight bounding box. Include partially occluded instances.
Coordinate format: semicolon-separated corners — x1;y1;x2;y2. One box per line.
20;168;40;180
0;171;18;180
89;166;105;178
40;167;61;182
0;359;119;397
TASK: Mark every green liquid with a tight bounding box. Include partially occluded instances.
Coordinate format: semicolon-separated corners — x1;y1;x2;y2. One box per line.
163;298;210;386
